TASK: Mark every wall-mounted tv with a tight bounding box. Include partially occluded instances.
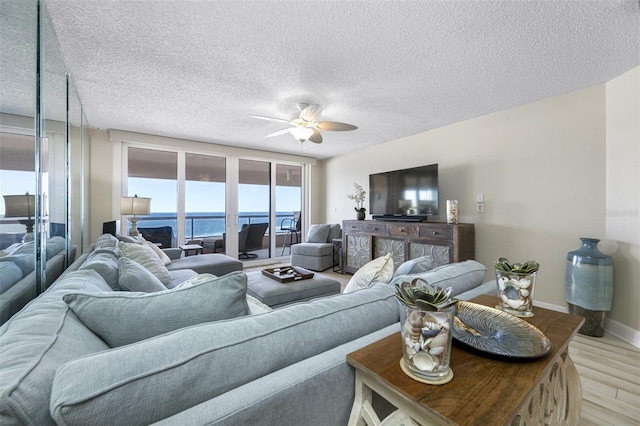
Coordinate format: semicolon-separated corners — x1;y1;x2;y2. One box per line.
369;164;439;222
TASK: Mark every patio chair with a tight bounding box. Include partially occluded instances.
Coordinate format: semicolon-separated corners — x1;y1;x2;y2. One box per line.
238;223;269;259
280;211;301;255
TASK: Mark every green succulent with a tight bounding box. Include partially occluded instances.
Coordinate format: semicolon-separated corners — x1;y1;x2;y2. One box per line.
494;257;539;274
394;278;455;311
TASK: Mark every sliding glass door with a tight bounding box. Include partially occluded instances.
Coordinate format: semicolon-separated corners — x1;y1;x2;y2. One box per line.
124;145;305;263
185;153;226;248
126;147;177;243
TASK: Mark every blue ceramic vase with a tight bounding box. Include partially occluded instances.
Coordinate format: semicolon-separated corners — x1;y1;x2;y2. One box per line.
565;238;613;337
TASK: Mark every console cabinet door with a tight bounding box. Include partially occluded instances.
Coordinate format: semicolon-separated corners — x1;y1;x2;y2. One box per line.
342;220;474;275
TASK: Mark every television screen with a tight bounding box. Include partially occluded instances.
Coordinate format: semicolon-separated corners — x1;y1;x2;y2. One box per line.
369;164;438;220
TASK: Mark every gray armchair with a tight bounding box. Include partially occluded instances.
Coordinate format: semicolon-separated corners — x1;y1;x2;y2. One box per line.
238;223;269;259
291;224;341;271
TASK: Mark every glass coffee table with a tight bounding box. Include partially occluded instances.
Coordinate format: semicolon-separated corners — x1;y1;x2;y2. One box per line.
347;295;585;426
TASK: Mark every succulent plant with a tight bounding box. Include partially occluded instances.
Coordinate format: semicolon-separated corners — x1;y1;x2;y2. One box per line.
494;257;539;274
394;278;455;311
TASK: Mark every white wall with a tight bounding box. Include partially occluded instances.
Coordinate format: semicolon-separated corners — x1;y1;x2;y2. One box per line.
605;67;640;344
324;82;640;337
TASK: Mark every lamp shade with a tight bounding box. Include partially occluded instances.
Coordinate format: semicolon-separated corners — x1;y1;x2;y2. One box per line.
3;193;35;217
121;195;151;216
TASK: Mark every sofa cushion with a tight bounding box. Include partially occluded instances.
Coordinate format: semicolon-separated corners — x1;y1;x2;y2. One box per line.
0;253;34;276
0;270;112;426
327;223;341;242
118;257;167;292
119;241;172;285
79;251;120;290
0;261;23;294
290;242;333;257
49;284;399;425
166;253;242;276
63;271;250;347
344;253;394;293
45;236;66;259
166;268;199;289
389;260;488;298
306;224;331;243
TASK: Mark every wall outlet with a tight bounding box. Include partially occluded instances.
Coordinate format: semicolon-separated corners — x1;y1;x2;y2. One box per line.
476;202;484;212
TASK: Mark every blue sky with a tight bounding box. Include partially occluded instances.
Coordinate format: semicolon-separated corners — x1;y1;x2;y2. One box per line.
128;178;300;213
2;172;300;215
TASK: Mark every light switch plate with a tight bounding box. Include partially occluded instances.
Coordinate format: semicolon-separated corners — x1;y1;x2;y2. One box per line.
476;193;484;203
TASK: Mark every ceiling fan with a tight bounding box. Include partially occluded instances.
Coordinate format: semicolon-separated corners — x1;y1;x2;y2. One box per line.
250;103;357;144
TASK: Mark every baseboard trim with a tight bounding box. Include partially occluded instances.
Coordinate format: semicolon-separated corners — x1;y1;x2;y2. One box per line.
534;300;640;348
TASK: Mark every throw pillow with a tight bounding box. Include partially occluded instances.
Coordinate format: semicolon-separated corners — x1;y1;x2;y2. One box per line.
118;241;171;285
63;271;250;347
143;241;172;266
306;224;331;243
389;260;487;297
343;253;394;293
393;255;439;277
118;257;167;292
175;273;218;289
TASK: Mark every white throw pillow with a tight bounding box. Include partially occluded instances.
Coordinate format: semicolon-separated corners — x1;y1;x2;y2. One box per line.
343;253;394;293
118;241;172;285
143;241;172;266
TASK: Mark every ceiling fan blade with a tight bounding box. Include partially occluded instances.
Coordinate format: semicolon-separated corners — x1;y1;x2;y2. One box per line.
300;104;323;122
308;129;323;144
266;128;292;138
249;114;290;123
316;121;358;131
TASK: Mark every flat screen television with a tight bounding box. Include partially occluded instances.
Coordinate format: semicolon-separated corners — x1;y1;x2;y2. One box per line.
369;164;439;221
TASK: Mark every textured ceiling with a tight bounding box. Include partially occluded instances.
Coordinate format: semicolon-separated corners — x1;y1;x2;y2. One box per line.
22;1;640;158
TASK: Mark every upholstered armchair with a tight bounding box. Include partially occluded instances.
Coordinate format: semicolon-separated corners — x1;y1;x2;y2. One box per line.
290;224;341;271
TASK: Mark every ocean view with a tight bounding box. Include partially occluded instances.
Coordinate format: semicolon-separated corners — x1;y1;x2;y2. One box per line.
136;211;295;239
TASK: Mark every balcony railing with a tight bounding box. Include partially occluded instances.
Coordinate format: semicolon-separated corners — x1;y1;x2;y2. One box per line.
134;212;296;241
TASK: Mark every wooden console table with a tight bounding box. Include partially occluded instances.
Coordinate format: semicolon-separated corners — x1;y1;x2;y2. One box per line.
347;295;585;425
342;220;474;274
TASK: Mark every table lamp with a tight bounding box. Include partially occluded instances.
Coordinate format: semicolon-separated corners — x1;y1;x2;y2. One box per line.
120;194;151;237
3;192;36;242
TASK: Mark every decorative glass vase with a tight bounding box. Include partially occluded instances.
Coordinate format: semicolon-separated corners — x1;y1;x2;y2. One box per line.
565;237;613;337
495;270;536;317
446;200;458;224
400;305;454;382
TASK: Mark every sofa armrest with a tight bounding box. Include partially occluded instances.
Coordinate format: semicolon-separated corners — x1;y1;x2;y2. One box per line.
162;248;182;260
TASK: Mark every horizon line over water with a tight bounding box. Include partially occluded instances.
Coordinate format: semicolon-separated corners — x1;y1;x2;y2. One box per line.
136;211;297;238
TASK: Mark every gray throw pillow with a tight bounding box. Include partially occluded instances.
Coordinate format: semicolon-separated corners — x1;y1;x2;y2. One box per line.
306;224;331;243
63;271;250;347
390;260;487;298
118;257;167;292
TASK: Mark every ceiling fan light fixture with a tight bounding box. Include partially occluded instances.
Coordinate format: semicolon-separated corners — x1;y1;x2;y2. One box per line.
290;127;314;142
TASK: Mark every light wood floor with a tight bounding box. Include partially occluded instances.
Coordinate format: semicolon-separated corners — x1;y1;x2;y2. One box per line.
244;264;640;425
570;332;640;425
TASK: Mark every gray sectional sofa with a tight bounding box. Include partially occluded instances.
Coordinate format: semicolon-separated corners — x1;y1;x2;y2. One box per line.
0;233;493;425
0;237;77;325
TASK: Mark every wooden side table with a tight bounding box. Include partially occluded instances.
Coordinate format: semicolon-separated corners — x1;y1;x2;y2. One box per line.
347;295;585;426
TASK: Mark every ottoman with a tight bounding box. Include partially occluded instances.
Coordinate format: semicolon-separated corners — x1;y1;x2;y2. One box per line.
246;269;341;308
